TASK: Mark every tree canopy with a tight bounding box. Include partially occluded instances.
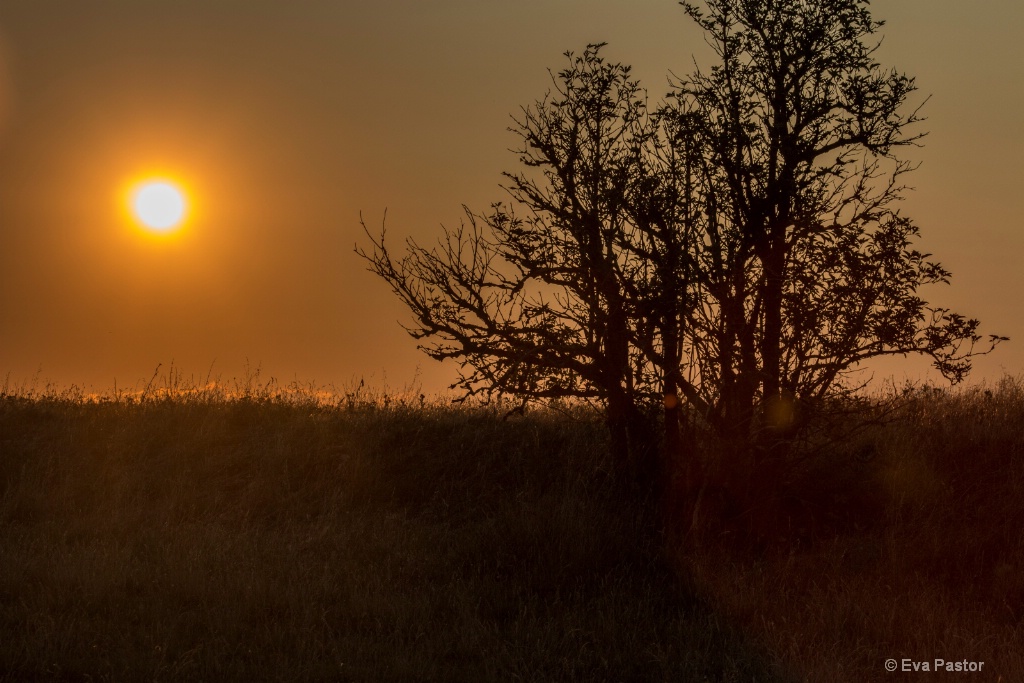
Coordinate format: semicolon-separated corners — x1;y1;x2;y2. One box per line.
359;0;1004;492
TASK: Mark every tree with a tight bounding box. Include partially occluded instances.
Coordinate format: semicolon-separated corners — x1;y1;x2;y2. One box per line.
357;46;664;485
666;0;1003;462
358;1;1003;515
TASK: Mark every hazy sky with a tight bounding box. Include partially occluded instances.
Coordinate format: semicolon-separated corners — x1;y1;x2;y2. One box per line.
0;1;1020;396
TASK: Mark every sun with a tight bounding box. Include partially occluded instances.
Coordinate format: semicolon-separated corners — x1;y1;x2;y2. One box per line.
131;180;187;232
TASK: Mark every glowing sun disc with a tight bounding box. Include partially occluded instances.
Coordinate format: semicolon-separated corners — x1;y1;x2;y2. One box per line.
132;181;186;231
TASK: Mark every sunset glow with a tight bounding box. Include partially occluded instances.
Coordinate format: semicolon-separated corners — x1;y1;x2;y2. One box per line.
0;0;1018;399
130;180;187;232
0;2;1022;680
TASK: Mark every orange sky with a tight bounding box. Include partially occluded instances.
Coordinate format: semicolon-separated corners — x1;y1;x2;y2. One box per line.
0;1;1020;396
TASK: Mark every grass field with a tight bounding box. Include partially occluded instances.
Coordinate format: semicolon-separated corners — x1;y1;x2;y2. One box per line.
1;378;1021;681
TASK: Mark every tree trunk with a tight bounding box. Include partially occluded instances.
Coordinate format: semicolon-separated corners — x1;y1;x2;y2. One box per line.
606;387;656;490
761;238;786;407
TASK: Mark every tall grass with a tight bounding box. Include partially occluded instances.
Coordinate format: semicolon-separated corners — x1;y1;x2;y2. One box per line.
1;376;1021;680
682;379;1024;681
0;380;775;682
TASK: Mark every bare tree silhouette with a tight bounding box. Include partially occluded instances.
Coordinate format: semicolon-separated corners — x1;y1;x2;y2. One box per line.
358;0;1004;516
359;46;668;487
664;0;1005;461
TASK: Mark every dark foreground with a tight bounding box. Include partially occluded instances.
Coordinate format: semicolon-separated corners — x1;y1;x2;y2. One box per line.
0;381;1021;681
